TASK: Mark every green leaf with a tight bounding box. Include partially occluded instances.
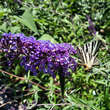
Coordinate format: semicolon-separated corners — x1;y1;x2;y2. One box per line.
0;11;5;19
34;91;38;103
94;80;106;85
14;9;37;33
0;22;7;32
10;26;20;33
38;34;58;43
15;64;21;75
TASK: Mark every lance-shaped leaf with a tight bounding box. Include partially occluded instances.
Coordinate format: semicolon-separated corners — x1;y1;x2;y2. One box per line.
14;9;37;33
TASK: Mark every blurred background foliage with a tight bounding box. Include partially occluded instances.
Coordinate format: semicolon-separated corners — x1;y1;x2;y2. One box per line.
0;0;110;110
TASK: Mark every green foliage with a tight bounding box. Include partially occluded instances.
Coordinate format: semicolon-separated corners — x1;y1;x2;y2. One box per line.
0;0;110;110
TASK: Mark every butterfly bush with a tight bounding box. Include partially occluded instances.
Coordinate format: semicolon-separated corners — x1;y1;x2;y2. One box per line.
0;33;77;78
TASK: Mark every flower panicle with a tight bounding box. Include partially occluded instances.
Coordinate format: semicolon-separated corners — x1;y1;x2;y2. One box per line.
0;33;77;78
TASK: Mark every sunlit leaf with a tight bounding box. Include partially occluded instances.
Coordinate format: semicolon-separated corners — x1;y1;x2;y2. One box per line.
38;34;58;43
14;9;37;33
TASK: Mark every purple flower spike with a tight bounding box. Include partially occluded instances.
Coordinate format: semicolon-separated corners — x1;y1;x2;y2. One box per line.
0;33;77;78
87;15;96;36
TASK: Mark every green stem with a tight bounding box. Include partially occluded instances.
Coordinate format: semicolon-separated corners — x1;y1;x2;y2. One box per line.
59;69;65;98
